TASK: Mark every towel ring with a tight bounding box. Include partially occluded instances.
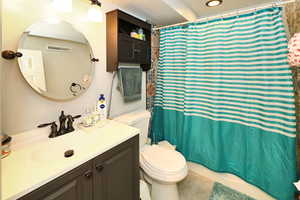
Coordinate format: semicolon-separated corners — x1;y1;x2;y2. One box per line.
70;83;85;96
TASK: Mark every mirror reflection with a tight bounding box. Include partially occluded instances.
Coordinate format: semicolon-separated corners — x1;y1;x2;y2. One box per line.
18;20;94;101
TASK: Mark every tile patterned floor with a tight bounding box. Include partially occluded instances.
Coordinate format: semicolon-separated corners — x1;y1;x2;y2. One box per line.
178;171;214;200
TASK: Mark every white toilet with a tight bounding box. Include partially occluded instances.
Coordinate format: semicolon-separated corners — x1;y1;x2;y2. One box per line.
114;110;188;200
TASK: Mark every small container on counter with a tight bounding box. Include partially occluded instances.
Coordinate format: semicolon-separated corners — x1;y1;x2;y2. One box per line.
2;134;12;159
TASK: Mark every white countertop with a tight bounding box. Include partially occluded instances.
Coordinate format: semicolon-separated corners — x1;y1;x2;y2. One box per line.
1;120;140;200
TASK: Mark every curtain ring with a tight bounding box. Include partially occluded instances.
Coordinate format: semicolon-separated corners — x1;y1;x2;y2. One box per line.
205;17;210;26
234;11;240;26
277;0;282;6
254;7;257;14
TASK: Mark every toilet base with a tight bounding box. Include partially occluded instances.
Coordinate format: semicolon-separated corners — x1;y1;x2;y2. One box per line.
151;181;179;200
141;170;181;200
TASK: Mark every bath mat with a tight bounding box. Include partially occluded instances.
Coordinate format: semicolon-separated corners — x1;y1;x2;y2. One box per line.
209;183;256;200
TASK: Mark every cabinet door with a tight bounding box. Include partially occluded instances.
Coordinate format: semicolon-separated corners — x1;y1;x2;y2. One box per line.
19;162;93;200
133;40;147;63
118;35;135;63
93;136;139;200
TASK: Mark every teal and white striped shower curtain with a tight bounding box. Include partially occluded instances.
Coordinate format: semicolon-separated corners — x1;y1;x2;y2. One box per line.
151;7;297;200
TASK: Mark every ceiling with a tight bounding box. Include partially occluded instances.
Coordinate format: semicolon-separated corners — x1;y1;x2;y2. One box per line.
104;0;282;26
182;0;277;18
105;0;187;25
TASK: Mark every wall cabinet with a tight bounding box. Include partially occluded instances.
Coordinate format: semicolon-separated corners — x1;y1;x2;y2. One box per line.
19;136;139;200
106;9;151;72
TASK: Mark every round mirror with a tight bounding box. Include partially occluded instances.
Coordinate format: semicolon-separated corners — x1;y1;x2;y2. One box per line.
18;20;95;101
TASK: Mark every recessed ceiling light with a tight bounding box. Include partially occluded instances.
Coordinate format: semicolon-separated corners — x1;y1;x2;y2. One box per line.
206;0;223;7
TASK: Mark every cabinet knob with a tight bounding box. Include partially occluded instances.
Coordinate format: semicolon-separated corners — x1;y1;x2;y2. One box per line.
96;164;104;172
84;170;93;178
133;49;141;53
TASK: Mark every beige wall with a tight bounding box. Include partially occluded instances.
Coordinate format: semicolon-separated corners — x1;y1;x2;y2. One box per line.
1;0;3;195
2;0;147;135
0;0;2;135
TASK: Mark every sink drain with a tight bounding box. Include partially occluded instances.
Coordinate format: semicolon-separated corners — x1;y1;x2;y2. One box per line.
64;150;74;158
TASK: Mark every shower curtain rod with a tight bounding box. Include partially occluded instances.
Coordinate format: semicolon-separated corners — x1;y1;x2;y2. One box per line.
153;0;295;30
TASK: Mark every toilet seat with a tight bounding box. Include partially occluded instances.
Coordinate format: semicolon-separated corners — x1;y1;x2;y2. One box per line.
140;145;188;183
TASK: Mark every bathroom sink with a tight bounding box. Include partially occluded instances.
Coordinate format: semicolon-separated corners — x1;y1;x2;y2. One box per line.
31;145;76;163
30;130;87;164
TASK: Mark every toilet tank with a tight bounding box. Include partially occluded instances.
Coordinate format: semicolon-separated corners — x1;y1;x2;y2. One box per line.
114;110;151;148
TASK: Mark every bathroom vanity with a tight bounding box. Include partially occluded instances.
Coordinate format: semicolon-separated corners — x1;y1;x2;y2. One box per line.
1;121;140;200
1;9;141;200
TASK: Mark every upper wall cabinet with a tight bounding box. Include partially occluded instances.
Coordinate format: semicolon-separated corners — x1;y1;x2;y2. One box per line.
106;10;151;72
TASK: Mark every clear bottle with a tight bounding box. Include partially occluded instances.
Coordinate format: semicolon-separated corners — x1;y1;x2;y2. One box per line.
92;104;100;124
82;106;93;127
138;28;145;41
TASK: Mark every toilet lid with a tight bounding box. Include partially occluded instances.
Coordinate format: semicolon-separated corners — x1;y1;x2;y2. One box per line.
141;145;186;173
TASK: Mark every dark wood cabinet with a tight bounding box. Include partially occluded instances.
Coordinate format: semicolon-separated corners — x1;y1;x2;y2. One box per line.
93;136;139;200
106;9;151;72
19;136;139;200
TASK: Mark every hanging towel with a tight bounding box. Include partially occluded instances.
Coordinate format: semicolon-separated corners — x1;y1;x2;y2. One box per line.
118;66;142;102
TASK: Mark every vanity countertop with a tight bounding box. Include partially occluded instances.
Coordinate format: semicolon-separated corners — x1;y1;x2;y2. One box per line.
1;120;140;200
